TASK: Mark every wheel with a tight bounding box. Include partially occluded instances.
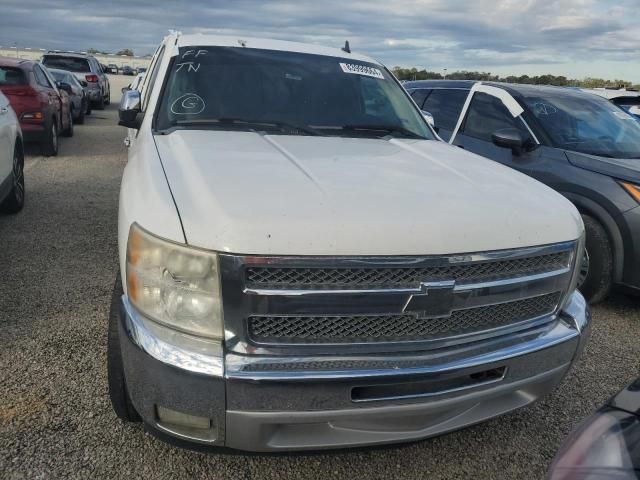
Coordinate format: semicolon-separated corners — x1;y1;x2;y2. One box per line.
76;101;85;124
107;272;141;422
62;109;74;137
104;88;110;106
0;141;25;214
578;214;613;303
95;94;105;110
41;120;58;157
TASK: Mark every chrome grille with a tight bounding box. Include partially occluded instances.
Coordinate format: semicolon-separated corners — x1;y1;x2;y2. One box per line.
245;252;571;290
248;292;561;344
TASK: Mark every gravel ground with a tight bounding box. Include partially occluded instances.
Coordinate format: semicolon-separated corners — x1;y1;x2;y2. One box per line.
1;75;639;480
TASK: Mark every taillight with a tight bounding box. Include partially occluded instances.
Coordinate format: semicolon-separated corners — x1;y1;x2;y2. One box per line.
85;74;99;83
21;111;44;122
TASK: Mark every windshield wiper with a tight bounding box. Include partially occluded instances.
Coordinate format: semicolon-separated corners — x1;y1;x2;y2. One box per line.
171;118;320;136
320;124;424;139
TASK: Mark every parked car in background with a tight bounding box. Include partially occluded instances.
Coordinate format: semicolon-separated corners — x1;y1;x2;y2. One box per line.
405;80;640;303
0;90;24;213
0;57;72;156
107;64;119;74
122;65;134;76
548;376;640;479
109;32;589;452
41;51;110;109
48;68;88;124
583;88;640;121
137;67;146;74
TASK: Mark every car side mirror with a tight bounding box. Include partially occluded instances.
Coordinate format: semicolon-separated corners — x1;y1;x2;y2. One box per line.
57;81;72;94
79;80;88;87
421;110;440;133
421;110;435;127
491;128;528;155
118;89;142;129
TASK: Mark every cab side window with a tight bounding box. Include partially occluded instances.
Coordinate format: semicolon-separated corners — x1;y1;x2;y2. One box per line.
34;66;52;88
409;89;430;109
461;92;527;142
140;46;165;111
422;89;469;140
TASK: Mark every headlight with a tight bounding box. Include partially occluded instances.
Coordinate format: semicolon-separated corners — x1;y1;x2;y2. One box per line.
126;223;223;340
561;232;586;310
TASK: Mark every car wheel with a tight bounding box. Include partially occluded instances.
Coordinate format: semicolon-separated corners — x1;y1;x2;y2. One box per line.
104;88;110;106
95;94;105;110
62;109;74;137
107;272;141;422
578;214;613;303
76;101;85;124
42;120;58;157
0;141;25;214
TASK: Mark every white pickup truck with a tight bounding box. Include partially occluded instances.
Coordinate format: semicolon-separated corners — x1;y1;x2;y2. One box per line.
109;32;590;452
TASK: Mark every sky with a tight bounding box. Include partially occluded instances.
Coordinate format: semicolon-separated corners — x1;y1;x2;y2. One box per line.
1;0;639;81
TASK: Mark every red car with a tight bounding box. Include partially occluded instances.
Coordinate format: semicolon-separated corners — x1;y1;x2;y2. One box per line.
0;57;72;156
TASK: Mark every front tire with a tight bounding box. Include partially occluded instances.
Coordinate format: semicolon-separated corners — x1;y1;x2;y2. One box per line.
0;141;25;214
95;94;105;110
41;120;58;157
579;214;613;303
62;109;74;137
76;101;86;124
107;272;141;422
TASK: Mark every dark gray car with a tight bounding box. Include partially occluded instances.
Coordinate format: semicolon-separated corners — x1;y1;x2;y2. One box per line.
405;80;640;303
42;52;110;110
47;68;89;123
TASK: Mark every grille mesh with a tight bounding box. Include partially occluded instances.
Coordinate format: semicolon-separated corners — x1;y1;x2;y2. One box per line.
248;292;560;344
246;252;571;290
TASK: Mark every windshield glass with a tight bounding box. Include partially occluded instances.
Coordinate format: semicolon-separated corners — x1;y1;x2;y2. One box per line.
42;56;90;73
155;46;432;139
522;89;640;159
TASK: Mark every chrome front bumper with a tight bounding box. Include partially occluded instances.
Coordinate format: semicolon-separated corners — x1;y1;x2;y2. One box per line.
119;291;590;452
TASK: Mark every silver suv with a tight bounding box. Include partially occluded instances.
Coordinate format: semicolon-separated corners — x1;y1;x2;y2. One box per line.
42;51;110;109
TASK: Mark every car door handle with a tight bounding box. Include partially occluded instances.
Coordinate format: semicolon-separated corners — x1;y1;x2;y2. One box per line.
0;106;8;115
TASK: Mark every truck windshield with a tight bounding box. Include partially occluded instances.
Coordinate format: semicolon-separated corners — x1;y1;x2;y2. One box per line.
155;46;432;139
522;90;640;159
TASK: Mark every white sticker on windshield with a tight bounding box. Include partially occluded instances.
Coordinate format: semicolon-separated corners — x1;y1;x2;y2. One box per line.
339;63;384;79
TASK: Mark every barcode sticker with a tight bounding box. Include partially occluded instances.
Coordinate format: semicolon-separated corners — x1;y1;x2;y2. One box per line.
339;63;385;79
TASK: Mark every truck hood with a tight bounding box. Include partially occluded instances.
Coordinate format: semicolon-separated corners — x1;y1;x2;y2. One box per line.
565;150;640;183
154;131;582;255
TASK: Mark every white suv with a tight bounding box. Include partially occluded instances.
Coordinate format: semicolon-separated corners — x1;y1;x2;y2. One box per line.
109;32;590;452
0;91;24;214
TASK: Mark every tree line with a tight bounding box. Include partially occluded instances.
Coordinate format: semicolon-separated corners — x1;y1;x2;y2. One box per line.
392;67;639;90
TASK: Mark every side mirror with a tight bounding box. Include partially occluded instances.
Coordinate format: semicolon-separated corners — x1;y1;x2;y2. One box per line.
421;110;435;128
79;80;88;87
57;81;72;94
118;89;141;129
491;128;528;155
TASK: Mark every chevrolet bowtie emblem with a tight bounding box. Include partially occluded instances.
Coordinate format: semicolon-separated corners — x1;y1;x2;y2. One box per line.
402;281;456;319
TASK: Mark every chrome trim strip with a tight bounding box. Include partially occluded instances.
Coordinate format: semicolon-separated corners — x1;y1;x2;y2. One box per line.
244;268;571;296
237;241;576;268
122;296;224;377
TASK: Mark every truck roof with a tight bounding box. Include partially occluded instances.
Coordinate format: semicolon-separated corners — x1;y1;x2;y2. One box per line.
176;34;377;64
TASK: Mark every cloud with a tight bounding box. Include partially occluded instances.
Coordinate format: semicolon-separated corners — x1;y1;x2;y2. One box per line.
0;0;638;80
